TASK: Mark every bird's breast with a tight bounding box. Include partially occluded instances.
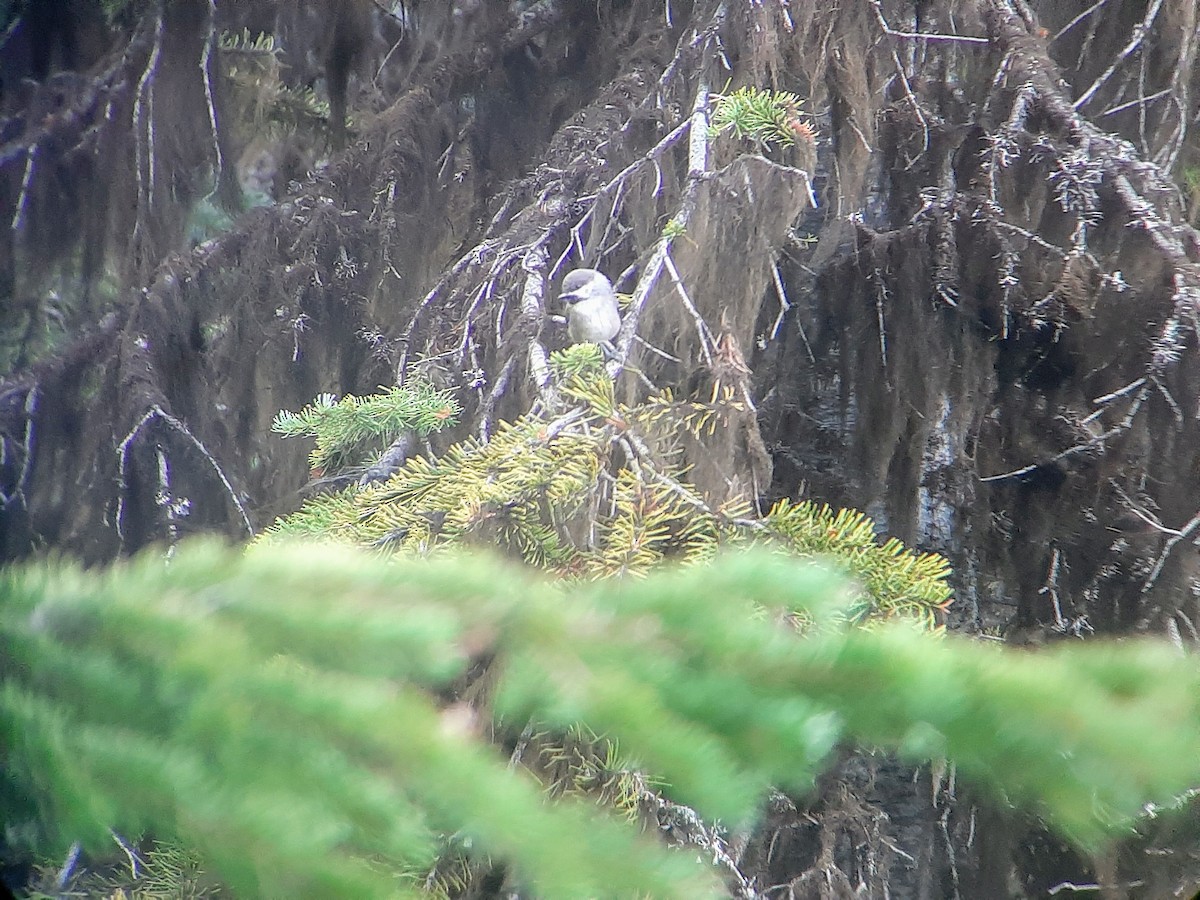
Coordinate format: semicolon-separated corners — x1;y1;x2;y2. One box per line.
568;297;622;343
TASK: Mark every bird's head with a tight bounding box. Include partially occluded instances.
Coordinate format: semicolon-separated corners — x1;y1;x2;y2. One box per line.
558;268;614;304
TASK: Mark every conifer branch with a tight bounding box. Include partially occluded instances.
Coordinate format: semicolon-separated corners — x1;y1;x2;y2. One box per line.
4;543;1200;896
265;362;952;623
272;384;459;474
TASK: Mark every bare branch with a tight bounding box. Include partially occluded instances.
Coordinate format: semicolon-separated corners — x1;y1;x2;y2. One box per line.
607;88;709;380
867;1;990;44
1082;377;1146;423
1142;508;1200;594
1039;547;1066;631
1050;0;1113;44
1073;0;1165;109
980;385;1150;482
478;355;518;442
132;10;165;251
116;405;254;545
1100;88;1171;118
199;0;223;201
663;252;715;367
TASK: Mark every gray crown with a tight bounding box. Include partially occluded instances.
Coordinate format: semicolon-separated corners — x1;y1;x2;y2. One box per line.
559;268;612;302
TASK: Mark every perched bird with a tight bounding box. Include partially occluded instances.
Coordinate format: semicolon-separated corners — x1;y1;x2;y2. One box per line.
559;268;622;348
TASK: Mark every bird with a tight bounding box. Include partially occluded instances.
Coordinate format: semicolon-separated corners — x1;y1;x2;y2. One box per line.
558;268;622;349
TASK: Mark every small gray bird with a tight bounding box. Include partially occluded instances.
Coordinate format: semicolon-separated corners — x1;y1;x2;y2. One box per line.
559;268;622;347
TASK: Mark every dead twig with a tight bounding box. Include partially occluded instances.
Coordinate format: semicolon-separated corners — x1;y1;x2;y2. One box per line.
1050;0;1113;44
607;79;710;380
1039;547;1066;631
116;404;254;545
866;0;990;44
1073;0;1165;109
1141;508;1200;594
396;241;499;381
663;252;715;367
980;385;1150;482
